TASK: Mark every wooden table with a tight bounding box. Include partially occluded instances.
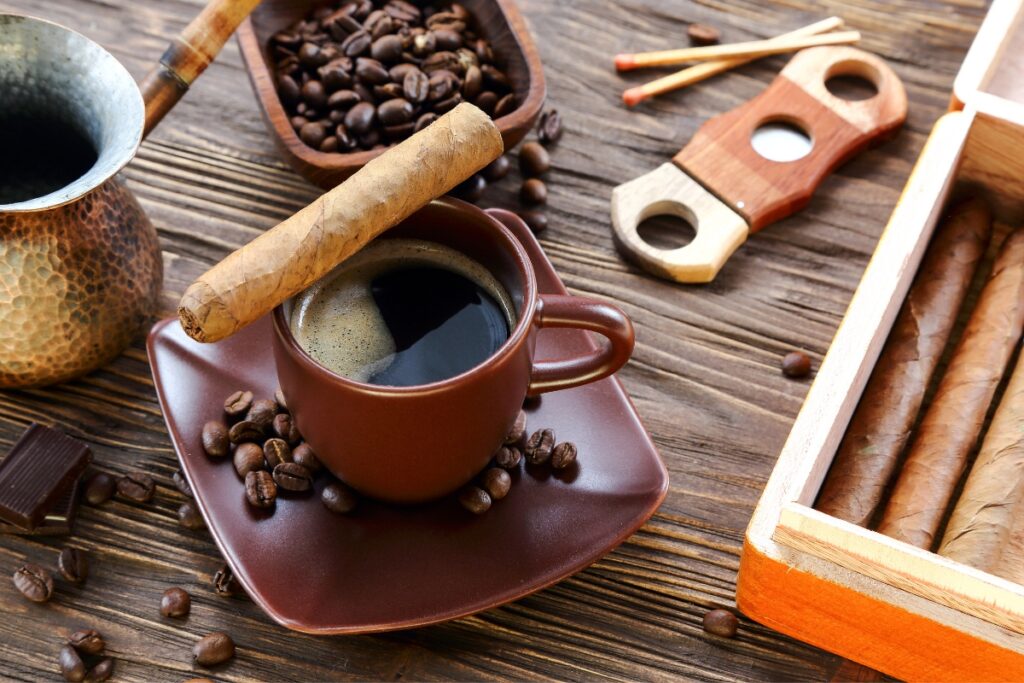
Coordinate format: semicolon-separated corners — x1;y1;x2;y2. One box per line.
0;0;988;680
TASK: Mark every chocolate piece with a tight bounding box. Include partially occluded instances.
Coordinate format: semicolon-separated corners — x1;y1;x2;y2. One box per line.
0;425;91;529
0;474;81;536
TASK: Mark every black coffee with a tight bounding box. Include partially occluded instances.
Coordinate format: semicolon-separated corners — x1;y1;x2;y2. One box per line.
290;239;515;387
0;112;98;204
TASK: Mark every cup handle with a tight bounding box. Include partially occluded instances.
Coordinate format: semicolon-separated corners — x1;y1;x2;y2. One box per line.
528;294;635;395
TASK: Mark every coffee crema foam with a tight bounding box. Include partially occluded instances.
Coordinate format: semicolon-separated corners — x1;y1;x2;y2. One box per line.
289;238;517;383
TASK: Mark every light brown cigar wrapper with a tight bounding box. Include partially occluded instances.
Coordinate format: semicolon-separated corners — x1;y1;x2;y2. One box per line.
992;497;1024;583
178;102;503;343
877;228;1024;549
816;199;991;526
939;349;1024;569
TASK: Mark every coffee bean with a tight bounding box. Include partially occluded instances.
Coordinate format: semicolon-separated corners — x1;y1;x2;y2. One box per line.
456;47;478;73
384;122;416;140
263;438;293;469
525;428;555;465
13;564;53;602
341;29;372;57
412;31;437;56
414;112;438;132
426;11;464;31
345;101;377;134
538;108;563;145
231;443;264;479
389;62;418;82
83;657;114;683
494;92;517;117
301;79;327;109
59;644;85;682
402;69;429;103
83;472;115;506
298;42;328;67
319;59;353;91
782;350;812;378
360;129;383;149
453;173;486;202
173;470;194;498
688;23;721;46
178;501;205;530
519;142;550;176
551;441;578;469
322;481;358;514
229;420;264;445
371;34;404;63
474;90;498;115
160;586;191;617
422;50;461;74
68;629;104;655
433;28;462;51
473;37;493;63
504;410;527;444
481;64;510;89
481;154;510;182
519;210;548;234
58;547;89;584
214;563;241;597
299;121;327;148
462;64;482;99
374;82;404;100
378;98;414;125
494;445;522;469
117;472;156;503
277;74;300;104
327;88;361;111
202;420;229;457
245;470;277;508
458;486;491;514
426;71;456;101
702;608;738;637
432;93;462;114
482;467;511;500
355;57;390;84
520;178;547;205
246;398;279;430
291;443;322;474
273;462;313;492
291;115;309;131
271;413;302;445
193;631;235;667
365;10;393;39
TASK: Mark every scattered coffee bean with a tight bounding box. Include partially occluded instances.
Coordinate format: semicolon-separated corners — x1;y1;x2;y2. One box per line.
537;108;562;146
273;462;313;492
504;409;527;445
292;443;322;475
13;564;53;602
702;608;738;637
520;178;547;205
482;154;510;182
58;547;89;584
83;472;115;506
229;420;264;445
322;481;358;514
193;631;235;667
271;413;302;445
458;486;491;514
263;438;293;469
173;470;194;498
519;141;550;176
525;428;555;465
274;387;288;411
551;441;578;470
688;22;721;46
59;644;85;682
518;210;548;234
481;467;511;500
214;563;241;597
494;445;522;469
453;173;486;202
201;420;230;457
178;501;205;530
781;350;812;378
67;629;104;655
245;470;277;508
117;472;155;503
83;657;114;683
223;390;254;420
246;399;279;430
160;587;191;617
233;443;265;478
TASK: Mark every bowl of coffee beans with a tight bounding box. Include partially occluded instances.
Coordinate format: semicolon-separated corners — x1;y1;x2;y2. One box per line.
238;0;546;188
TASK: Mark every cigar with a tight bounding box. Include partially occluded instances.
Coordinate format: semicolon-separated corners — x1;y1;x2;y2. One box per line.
178;102;503;343
938;349;1024;569
815;199;991;526
992;499;1024;584
877;227;1024;549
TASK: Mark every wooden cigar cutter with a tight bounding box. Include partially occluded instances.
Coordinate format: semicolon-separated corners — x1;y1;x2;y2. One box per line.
611;46;907;283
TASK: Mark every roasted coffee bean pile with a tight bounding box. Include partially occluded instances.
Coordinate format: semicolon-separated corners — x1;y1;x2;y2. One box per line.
270;0;515;153
203;388;359;515
458;407;580;514
59;628;114;682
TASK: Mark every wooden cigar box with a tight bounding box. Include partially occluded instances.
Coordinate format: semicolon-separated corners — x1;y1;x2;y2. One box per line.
737;1;1024;679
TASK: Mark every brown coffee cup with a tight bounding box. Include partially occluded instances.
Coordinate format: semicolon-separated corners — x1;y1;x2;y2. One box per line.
272;198;634;503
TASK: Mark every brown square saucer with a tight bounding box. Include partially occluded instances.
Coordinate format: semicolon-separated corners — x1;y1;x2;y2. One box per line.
147;209;668;634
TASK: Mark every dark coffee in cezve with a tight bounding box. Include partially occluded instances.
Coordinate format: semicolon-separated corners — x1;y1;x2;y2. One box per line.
0;113;98;204
291;239;515;387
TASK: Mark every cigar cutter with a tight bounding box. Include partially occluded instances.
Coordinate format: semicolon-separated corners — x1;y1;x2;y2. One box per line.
611;46;907;283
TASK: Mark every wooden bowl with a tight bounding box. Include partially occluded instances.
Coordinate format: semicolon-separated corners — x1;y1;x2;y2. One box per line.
237;0;546;189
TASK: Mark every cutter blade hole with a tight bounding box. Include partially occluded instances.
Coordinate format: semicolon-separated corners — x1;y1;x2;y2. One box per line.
751;122;812;162
636;213;696;250
825;74;878;101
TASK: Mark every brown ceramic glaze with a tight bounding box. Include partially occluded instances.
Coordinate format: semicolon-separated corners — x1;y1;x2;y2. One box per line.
237;0;547;188
272;199;634;502
147;209;668;634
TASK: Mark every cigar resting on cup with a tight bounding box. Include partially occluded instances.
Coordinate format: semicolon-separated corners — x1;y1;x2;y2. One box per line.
178;103;503;343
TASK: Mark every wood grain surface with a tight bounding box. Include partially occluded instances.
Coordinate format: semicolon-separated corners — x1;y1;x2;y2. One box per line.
0;0;988;680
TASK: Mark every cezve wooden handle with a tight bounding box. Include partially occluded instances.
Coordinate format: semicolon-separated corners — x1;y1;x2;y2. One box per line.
611;46;907;283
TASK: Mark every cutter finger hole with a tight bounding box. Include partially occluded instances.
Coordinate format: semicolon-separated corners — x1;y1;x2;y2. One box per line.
824;58;881;101
636;213;697;250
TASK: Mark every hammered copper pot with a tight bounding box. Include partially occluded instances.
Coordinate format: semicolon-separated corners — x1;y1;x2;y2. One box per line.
0;3;257;387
